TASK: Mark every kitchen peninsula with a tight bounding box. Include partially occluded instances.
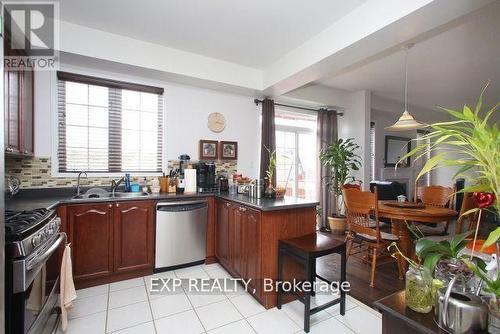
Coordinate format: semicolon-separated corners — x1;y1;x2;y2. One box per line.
6;190;318;309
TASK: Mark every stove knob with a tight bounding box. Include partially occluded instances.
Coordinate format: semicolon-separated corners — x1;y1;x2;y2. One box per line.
55;217;61;227
31;234;42;247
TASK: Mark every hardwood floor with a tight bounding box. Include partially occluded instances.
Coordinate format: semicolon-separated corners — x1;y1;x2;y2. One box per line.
316;240;405;308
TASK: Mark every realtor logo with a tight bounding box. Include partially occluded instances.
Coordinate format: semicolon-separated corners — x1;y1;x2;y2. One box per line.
3;1;59;70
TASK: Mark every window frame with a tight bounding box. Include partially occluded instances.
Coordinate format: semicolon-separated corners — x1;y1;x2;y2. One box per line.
53;71;165;177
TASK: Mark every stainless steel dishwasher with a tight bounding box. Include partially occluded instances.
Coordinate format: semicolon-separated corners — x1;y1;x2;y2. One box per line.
155;200;208;271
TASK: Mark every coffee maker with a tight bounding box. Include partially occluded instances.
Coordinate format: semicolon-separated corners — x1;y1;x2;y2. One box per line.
195;162;216;192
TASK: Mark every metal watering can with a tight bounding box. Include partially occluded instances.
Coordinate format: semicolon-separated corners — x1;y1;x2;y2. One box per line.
435;275;488;333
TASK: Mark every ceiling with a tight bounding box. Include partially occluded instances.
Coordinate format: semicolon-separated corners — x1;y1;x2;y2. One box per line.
60;0;367;69
317;2;500;112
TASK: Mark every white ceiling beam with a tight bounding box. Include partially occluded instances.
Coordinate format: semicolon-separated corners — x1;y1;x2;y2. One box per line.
263;0;495;97
59;20;264;90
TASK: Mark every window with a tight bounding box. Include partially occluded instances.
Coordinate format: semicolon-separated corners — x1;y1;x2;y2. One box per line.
57;72;163;173
275;110;317;199
370;121;375;181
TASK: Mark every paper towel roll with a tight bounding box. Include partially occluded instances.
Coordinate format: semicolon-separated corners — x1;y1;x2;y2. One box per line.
184;169;197;194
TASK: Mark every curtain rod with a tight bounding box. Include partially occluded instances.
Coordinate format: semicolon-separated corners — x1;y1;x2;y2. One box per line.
254;99;343;116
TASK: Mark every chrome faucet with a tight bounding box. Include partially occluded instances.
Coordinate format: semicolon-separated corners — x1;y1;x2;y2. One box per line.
111;177;125;195
76;171;88;196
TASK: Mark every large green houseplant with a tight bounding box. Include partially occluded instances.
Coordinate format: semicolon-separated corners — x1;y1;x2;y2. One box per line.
319;138;361;233
399;84;498;328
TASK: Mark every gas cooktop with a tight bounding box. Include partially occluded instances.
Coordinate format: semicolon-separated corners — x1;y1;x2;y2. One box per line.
5;208;53;241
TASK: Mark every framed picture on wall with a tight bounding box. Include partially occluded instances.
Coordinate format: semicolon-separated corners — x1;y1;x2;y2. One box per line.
219;141;238;160
199;140;219;160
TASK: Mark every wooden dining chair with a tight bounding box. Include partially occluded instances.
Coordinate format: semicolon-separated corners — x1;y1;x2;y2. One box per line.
413;185;455;236
343;188;404;287
455;192;479;234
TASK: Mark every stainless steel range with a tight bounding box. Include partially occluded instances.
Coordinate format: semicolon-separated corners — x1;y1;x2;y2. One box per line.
5;208;64;334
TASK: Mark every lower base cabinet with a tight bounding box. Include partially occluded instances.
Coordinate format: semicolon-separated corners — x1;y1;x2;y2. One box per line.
64;200;154;287
216;200;262;298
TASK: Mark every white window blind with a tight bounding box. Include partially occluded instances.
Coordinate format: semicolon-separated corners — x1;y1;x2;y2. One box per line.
57;72;163;173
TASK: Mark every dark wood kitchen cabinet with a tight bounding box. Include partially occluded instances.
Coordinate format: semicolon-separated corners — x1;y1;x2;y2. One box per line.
113;201;154;273
66;203;114;282
63;200;155;288
3;69;34;155
215;200;262;297
215;200;232;267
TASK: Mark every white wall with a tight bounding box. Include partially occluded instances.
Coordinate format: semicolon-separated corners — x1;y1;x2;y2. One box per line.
34;63;261;178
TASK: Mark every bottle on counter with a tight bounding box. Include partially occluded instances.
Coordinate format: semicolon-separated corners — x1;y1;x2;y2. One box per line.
124;173;131;192
177;176;185;194
142;177;149;193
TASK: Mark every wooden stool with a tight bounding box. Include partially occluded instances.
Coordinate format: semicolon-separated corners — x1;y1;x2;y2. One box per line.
277;232;347;333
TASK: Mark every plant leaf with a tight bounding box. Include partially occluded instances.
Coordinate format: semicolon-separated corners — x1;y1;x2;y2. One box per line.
482;227;500;250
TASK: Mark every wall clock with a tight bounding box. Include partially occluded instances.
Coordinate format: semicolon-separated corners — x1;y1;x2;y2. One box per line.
207;112;226;133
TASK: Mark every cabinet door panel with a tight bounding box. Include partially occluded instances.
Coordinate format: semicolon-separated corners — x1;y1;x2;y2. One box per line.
243;209;261;297
67;204;113;281
231;207;244;276
215;201;231;266
114;201;154;272
6;71;20;152
20;70;34;155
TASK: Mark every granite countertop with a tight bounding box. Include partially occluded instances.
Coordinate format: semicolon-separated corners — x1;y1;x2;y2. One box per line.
5;188;319;212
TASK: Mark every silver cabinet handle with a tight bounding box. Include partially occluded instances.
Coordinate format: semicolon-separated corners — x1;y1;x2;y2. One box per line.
225;203;231;208
23;150;29;154
108;204;113;208
239;207;247;212
116;203;120;208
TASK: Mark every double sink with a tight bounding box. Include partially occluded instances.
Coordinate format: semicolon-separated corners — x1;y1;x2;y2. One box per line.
72;188;149;200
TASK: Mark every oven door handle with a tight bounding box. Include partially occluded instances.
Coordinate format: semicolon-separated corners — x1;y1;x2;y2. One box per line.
26;234;65;271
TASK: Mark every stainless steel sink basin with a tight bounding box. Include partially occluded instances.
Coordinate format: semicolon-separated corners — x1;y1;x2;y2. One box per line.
109;192;149;198
72;191;148;200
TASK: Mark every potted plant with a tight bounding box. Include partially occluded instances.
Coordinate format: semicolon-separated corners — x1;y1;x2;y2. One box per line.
399;84;498;319
414;231;484;289
388;242;435;313
263;147;277;198
319;138;361;233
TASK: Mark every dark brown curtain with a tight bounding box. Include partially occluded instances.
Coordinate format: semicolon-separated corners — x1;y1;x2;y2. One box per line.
316;109;338;229
260;98;276;184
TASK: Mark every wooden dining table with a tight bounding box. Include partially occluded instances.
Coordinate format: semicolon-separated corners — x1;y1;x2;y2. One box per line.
378;200;458;269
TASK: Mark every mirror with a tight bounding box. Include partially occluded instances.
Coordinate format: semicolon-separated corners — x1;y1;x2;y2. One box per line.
384;136;411;167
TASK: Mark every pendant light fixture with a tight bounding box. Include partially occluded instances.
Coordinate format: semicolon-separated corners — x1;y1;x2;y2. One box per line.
385;44;426;131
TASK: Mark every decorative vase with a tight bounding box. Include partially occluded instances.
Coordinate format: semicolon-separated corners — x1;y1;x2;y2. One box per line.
328;216;346;235
405;266;433;313
264;181;275;198
435;257;475;292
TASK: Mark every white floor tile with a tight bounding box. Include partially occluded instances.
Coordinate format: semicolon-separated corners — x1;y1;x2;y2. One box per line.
110;277;145;292
247;308;301;334
107;301;153;332
155;309;204;334
150;293;192;319
224;281;248;298
186;291;228;308
230;293;266;317
75;284;109;299
174;265;206;277
281;300;331;328
295;317;354;334
109;285;148;309
206;268;233;279
207;319;255;334
195;299;243;330
111;321;156;334
202;263;224;272
336;306;382;334
176;269;210;279
58;311;106;334
68;293;108;319
310;294;356;316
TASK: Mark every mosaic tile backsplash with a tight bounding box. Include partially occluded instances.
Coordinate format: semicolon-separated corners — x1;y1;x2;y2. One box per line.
5;156;238;189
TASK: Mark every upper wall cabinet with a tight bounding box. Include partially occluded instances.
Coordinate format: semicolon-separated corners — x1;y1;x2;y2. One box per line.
4;30;35;156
